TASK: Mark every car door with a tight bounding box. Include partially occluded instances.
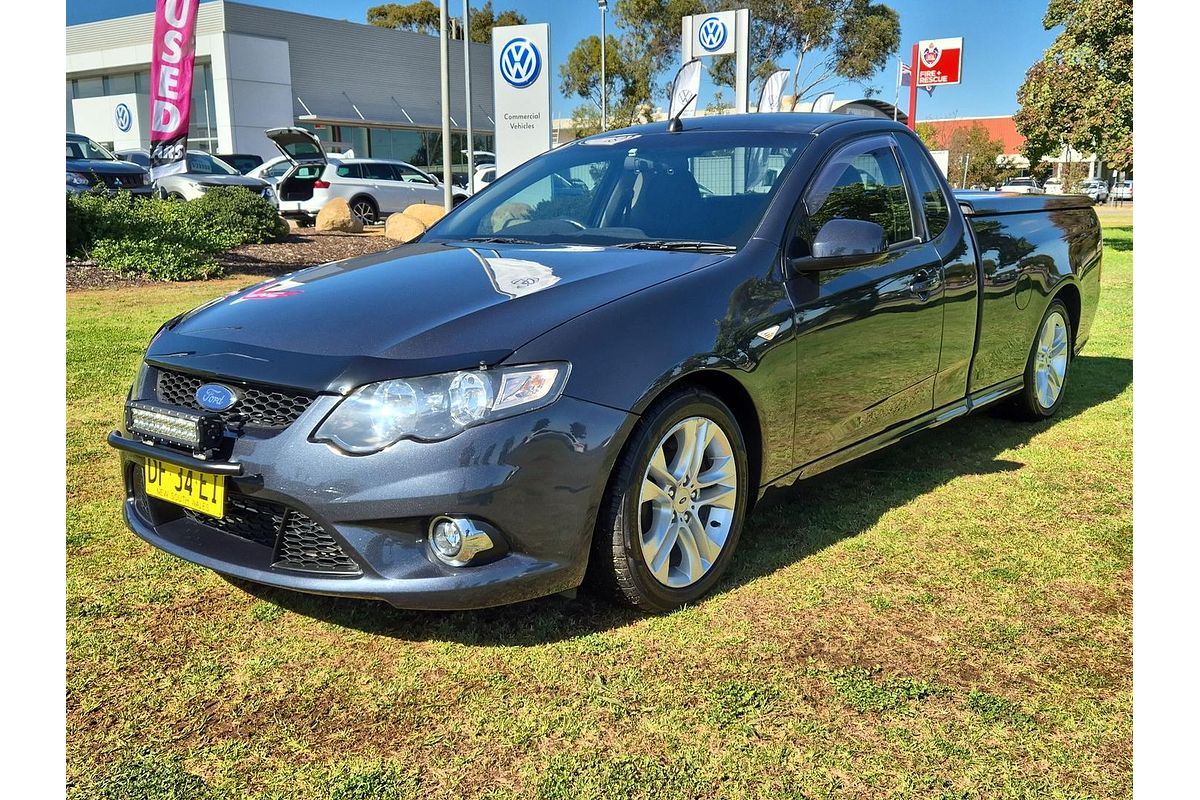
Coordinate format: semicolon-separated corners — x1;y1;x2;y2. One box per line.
784;134;947;465
395;164;443;208
353;162;402;212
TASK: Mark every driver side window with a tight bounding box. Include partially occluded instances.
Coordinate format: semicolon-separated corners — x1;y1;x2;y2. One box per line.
795;139;914;257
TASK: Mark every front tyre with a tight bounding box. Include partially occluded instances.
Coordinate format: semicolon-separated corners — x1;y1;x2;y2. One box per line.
590;389;750;612
1014;299;1072;420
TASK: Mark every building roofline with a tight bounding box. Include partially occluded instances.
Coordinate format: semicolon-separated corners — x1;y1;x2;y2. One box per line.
920;114;1016;122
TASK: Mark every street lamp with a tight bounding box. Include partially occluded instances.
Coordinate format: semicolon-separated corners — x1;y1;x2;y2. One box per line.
598;0;607;130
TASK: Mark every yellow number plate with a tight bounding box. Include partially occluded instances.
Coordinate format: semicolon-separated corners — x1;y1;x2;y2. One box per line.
143;458;225;518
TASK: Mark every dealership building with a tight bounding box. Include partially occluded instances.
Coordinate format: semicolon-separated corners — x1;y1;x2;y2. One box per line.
66;1;496;168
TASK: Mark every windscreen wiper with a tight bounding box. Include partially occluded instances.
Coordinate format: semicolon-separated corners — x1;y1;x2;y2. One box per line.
464;236;540;245
615;240;737;253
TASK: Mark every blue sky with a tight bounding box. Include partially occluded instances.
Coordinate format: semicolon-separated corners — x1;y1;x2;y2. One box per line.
66;0;1056;120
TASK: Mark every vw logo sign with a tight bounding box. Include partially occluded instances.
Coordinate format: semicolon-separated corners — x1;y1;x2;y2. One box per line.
499;37;542;89
698;17;728;52
195;383;239;412
114;103;132;133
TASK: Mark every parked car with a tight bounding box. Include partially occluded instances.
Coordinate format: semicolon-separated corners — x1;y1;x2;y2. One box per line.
1080;179;1109;203
66;132;154;196
1001;176;1044;194
475;164;497;189
265;127;468;225
109;113;1100;613
117;149;278;207
1111;180;1133;201
216;153;265;174
1042;177;1063;194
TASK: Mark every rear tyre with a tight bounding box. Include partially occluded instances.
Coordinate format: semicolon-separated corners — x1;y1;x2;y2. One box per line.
349;196;379;226
589;389;750;613
1013;299;1072;420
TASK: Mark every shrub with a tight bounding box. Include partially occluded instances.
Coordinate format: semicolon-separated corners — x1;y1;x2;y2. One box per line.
89;238;222;282
66;185;288;281
189;186;289;246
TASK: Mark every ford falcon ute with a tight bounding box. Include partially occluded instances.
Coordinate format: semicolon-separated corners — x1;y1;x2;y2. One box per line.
109;113;1101;613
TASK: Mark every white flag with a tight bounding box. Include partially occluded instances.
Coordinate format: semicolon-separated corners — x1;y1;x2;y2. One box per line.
813;91;836;113
668;58;703;119
757;70;790;113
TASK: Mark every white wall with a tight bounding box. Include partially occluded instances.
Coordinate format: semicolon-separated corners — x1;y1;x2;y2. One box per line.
214;33;294;159
71;93;149;151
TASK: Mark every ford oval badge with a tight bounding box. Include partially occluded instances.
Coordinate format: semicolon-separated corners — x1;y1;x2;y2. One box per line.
195;383;238;411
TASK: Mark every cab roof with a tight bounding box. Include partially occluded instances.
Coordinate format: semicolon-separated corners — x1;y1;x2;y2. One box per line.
595;112;912;139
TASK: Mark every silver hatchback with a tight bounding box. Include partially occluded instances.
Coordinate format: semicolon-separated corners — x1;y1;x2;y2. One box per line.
118;149;278;207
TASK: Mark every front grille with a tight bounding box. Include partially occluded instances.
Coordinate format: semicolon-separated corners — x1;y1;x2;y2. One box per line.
183;493;283;550
156;368;314;429
180;490;362;575
95;171;145;188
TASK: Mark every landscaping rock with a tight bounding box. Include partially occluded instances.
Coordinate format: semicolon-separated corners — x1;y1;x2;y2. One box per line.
316;198;363;233
403;202;448;228
385;213;427;243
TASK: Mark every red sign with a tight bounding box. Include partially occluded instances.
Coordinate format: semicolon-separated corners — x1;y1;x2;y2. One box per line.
915;37;963;87
149;0;199;179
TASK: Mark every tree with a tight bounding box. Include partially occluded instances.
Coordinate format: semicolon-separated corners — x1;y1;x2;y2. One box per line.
946;124;1020;189
367;1;526;43
706;0;900;105
560;34;655;133
914;122;942;152
1014;0;1132;171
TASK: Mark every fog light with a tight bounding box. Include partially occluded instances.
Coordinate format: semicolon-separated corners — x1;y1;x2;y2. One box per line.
428;516;495;566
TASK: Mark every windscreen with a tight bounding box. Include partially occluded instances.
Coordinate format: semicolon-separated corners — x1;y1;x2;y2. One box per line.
66;137;116;161
427;131;809;248
186;153;239;175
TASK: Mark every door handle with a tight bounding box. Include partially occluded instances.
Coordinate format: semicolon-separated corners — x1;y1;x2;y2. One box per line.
910;269;942;298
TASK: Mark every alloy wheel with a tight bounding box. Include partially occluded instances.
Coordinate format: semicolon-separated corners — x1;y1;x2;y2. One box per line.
638;416;738;589
1034;310;1069;409
351;200;377;225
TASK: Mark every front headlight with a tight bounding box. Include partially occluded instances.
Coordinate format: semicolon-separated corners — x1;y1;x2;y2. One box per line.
313;362;570;453
66;171;90;187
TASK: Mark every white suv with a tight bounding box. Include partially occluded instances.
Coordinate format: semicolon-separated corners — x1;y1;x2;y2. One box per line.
265;128;468;225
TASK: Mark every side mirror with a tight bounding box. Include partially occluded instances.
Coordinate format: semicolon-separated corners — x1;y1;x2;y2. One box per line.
792;219;887;271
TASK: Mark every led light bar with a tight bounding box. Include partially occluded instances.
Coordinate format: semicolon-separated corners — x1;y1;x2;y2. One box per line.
127;402;223;451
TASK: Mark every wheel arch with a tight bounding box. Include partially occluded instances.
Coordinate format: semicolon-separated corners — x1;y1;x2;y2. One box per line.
348;193;378;214
1051;280;1082;348
631;368;764;505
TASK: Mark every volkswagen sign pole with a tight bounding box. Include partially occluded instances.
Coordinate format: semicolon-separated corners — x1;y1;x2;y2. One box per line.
440;0;453;210
492;24;551;176
681;10;749;113
598;0;607;130
464;0;475;194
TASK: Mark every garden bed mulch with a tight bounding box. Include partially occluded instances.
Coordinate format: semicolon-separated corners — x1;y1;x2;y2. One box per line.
66;229;400;291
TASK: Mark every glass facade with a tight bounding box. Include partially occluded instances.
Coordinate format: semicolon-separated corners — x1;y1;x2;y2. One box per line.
294;123;494;181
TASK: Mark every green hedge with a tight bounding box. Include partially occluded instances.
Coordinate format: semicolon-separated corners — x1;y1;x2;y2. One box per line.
67;186;289;281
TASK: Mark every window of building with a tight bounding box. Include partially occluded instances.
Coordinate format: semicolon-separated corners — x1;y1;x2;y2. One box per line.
369;128;426;164
104;73;136;95
339;126;370;159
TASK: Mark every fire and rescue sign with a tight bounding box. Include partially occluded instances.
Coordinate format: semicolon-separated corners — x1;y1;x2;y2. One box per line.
915;37;963;87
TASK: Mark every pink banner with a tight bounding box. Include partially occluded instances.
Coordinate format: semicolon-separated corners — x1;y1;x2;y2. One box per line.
149;0;199;179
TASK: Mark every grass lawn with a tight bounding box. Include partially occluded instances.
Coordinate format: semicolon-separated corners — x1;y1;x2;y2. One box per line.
66;224;1133;799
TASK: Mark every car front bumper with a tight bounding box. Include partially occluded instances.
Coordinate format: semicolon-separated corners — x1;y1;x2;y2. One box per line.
112;392;635;610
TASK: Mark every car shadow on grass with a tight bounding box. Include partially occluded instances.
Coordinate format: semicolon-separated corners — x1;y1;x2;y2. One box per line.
229;354;1131;645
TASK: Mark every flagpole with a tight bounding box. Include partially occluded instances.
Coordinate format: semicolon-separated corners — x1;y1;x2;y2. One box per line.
894;58;900;121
